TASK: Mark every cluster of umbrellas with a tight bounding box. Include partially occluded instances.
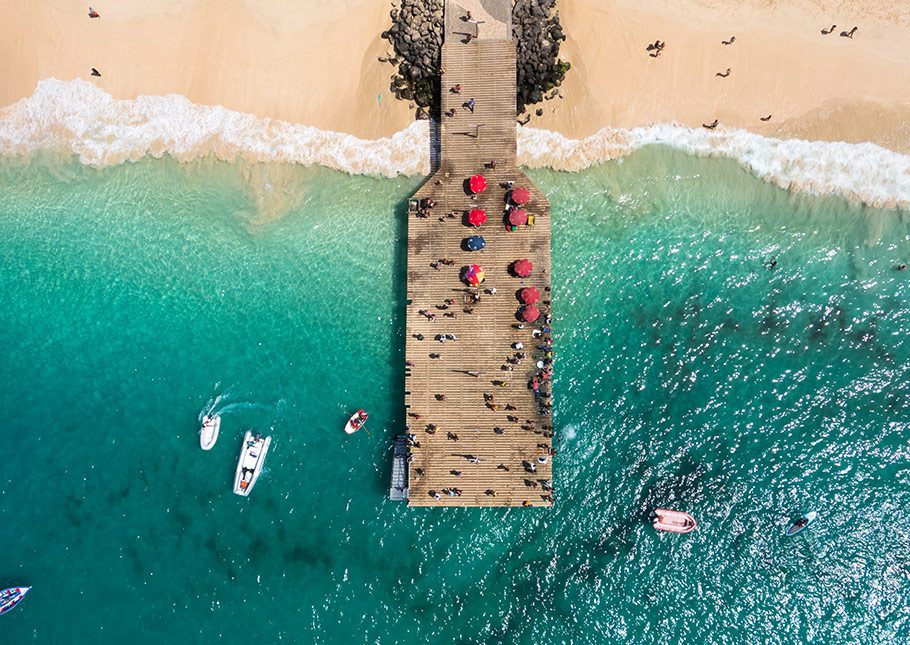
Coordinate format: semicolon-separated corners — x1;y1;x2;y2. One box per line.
459;176;542;319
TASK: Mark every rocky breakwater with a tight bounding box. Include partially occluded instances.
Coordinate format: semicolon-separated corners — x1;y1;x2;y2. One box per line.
381;0;570;122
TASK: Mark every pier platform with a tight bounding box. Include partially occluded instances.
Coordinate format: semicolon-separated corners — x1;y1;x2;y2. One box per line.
402;0;554;507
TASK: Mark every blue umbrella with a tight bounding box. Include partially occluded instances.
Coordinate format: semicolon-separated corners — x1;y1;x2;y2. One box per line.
465;235;486;251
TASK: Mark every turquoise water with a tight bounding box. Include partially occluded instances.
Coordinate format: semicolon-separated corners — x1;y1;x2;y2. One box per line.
2;149;909;642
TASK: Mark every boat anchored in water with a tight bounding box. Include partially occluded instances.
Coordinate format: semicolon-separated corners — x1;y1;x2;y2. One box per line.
199;414;221;450
653;508;698;534
0;586;31;616
233;430;271;496
344;409;369;434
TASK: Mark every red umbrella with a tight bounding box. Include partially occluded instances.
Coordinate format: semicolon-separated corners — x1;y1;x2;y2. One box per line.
522;304;540;322
468;209;487;226
511;187;530;205
521;287;541;304
513;259;533;277
509;209;528;226
469;175;487;194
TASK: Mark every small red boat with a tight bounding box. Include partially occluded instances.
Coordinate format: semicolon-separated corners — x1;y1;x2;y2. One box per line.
653;508;697;534
344;409;368;434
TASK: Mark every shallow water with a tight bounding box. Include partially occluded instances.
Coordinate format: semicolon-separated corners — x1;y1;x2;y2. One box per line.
1;149;909;642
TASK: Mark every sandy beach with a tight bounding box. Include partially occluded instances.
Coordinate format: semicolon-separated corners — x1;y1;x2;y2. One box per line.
1;0;910;151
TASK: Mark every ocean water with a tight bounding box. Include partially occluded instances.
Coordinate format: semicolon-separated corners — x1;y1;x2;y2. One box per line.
2;147;910;643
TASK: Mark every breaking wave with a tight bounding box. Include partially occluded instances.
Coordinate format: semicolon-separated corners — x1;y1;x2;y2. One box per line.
2;78;909;209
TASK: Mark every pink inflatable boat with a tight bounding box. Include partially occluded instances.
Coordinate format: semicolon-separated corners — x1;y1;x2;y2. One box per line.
653;509;697;534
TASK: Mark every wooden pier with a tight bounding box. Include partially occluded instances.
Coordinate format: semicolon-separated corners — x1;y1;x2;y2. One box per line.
403;0;553;507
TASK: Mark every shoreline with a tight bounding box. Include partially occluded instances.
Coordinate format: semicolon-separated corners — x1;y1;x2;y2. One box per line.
1;79;908;210
2;1;909;152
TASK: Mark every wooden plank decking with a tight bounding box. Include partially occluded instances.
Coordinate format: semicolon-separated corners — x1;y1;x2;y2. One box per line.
404;0;554;507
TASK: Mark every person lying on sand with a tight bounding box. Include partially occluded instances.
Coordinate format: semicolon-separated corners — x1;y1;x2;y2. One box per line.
703;119;719;129
88;6;100;18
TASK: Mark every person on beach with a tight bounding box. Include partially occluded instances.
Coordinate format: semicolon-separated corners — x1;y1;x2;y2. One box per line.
88;6;100;18
489;160;497;169
840;26;858;38
716;68;731;78
497;463;509;471
821;25;836;35
91;68;102;77
485;489;496;497
898;264;907;271
451;470;462;477
467;98;476;113
453;84;462;93
722;35;736;45
703;119;719;129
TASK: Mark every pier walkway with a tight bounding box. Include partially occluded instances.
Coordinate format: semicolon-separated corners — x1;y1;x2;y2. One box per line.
404;0;553;507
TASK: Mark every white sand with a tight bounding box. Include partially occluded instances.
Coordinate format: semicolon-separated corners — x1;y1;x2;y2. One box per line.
1;0;910;151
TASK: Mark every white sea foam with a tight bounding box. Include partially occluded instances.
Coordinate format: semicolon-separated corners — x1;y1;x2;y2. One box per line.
518;125;910;210
2;78;909;209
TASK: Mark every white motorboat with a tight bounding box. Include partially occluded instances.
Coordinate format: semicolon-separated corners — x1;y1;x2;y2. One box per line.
199;415;221;450
233;430;271;496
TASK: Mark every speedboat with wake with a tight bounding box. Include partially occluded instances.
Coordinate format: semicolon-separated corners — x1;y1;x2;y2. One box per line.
233;430;271;496
785;511;817;536
199;414;221;450
344;409;369;434
1;586;31;616
653;508;698;534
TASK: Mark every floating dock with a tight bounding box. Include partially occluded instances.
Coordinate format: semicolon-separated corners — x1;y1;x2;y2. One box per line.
402;0;554;507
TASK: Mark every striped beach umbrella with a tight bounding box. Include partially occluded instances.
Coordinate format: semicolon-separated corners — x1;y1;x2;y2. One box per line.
468;209;487;226
513;259;533;277
520;287;541;304
509;209;528;226
510;187;530;205
469;175;487;194
463;264;486;287
521;304;541;322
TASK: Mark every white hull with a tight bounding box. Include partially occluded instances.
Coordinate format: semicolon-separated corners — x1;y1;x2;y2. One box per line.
233;430;271;496
199;415;221;450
